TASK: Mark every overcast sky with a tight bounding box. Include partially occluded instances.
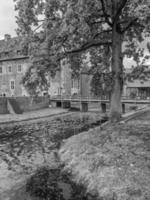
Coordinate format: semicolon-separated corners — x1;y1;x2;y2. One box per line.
0;0;17;39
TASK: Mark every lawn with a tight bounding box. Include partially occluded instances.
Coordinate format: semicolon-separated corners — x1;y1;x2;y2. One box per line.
59;119;150;200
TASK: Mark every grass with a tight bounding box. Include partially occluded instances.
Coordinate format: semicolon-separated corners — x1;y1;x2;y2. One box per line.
59;122;150;200
2;112;104;200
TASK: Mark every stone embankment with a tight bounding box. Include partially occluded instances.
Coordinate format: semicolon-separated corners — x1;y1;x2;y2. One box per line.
0;112;105;200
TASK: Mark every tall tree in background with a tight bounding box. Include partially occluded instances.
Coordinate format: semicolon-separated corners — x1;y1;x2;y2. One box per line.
14;0;150;122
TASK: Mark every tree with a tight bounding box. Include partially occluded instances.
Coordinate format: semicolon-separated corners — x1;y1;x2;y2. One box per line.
14;0;150;122
89;47;112;98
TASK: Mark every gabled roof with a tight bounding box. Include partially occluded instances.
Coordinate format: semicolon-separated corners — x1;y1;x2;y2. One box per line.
127;79;150;88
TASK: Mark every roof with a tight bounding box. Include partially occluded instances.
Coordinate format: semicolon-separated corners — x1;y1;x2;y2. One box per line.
126;79;150;88
0;35;24;60
0;56;29;62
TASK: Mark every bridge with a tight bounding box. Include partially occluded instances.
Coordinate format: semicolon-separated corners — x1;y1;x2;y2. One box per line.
50;96;150;113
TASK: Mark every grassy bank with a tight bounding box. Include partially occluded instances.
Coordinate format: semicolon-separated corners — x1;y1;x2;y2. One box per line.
59;122;150;200
1;111;104;200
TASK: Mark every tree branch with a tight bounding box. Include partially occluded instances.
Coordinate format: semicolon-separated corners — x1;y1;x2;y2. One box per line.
33;24;43;32
93;29;112;39
100;0;112;27
91;19;106;25
121;18;138;33
65;40;112;54
113;0;128;23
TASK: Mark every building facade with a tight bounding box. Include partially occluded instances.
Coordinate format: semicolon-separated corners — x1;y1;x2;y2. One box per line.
0;57;29;96
0;35;92;98
0;34;29;97
124;66;150;99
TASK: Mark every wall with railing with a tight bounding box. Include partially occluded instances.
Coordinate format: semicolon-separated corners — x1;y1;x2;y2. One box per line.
12;96;49;112
0;98;9;114
0;96;49;114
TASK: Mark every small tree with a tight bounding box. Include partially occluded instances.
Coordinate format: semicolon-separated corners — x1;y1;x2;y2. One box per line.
14;0;150;121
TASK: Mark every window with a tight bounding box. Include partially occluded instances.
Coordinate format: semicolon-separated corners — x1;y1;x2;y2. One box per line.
10;81;15;90
17;50;21;55
0;66;2;73
8;66;12;73
17;64;22;72
4;52;9;57
77;79;80;89
71;79;75;88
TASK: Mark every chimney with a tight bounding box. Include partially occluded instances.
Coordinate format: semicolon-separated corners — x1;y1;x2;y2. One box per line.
4;34;11;42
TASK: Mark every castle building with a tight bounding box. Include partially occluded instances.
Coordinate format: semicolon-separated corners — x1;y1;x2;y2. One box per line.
0;35;77;97
0;34;29;97
0;34;91;98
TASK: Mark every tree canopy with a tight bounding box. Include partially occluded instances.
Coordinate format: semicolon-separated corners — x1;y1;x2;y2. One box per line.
14;0;150;121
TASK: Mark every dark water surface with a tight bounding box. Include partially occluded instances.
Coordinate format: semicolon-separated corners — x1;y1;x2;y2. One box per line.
0;112;102;199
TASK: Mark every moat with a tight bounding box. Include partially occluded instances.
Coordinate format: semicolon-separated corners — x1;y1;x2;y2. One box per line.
0;112;103;199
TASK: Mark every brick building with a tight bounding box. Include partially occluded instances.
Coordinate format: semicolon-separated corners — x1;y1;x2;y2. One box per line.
0;34;64;97
124;66;150;99
0;34;29;97
0;34;92;98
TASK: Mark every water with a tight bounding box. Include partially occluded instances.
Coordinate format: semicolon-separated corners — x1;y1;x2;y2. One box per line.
0;113;101;199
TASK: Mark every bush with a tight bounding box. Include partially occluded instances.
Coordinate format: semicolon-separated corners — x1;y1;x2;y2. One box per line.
129;105;138;110
26;166;63;200
26;166;91;200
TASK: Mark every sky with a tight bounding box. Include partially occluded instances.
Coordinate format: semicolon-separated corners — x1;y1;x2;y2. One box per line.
0;0;17;39
0;0;149;67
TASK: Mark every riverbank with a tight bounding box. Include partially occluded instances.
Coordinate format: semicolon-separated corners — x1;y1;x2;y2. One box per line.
0;108;69;125
2;108;150;200
0;111;105;200
59;112;150;200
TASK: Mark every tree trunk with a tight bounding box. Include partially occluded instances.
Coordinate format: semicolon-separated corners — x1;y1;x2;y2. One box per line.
109;24;123;122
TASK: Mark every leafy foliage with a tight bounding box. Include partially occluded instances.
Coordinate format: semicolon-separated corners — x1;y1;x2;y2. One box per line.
89;47;112;96
26;167;64;200
90;72;112;97
69;54;82;78
14;0;150;119
26;166;90;200
126;65;150;82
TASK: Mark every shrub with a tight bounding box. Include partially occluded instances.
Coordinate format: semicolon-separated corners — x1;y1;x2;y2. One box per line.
129;105;138;110
26;166;91;200
26;166;64;200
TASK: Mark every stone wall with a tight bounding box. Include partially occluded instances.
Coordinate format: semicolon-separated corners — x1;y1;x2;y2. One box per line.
0;98;8;114
0;58;29;97
0;96;49;114
14;96;49;112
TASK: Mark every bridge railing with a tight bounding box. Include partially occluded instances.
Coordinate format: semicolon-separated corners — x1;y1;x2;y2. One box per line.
50;95;150;101
122;95;150;100
50;95;109;101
